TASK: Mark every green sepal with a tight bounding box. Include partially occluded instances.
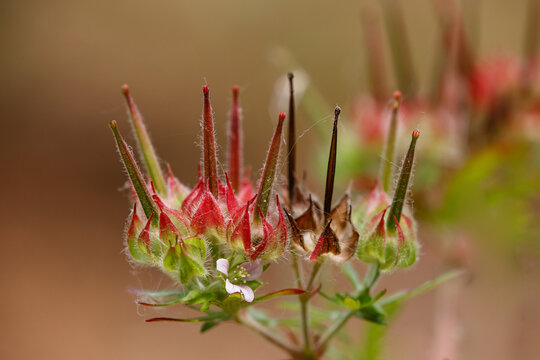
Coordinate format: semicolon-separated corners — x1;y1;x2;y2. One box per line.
184;237;207;264
396;239;416;268
177;237;207;284
178;251;206;284
126;206;152;263
163;246;180;272
129;239;152;264
357;232;386;266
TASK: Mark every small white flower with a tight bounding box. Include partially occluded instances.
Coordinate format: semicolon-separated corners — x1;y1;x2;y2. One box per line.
216;258;262;303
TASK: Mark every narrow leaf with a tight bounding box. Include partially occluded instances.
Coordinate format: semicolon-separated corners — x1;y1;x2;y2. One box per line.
380;269;465;307
138;297;184;307
254;288;305;303
146;312;228;323
128;288;186;298
200;321;221;333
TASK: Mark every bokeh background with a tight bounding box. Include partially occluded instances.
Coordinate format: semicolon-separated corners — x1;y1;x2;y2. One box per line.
1;0;539;359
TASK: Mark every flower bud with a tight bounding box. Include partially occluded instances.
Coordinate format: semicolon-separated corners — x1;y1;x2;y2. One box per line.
356;207;417;271
354;130;420;271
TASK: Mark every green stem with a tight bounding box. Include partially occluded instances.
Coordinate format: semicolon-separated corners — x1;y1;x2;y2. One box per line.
317;309;356;353
315;263;381;355
299;259;324;358
306;259;323;291
291;251;304;289
364;262;381;289
300;297;312;356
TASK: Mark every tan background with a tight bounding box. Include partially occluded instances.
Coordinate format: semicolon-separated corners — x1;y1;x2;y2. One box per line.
1;0;539;359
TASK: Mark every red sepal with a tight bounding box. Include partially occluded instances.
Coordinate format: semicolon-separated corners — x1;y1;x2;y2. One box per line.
159;211;179;247
190;190;225;235
138;213;155;252
229;198;254;254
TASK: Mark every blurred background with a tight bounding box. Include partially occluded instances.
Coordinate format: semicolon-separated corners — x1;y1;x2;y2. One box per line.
1;0;539;359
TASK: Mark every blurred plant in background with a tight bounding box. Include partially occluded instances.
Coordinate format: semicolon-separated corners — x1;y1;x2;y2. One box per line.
272;0;539;254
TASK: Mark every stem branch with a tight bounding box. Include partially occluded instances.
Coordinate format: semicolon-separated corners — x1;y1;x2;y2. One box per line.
236;311;301;358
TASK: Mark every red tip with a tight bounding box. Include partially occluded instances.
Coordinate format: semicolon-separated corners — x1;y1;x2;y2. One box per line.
279;112;286;121
412;129;420;138
232;86;240;98
122;84;130;95
393;91;402;100
202;85;209;96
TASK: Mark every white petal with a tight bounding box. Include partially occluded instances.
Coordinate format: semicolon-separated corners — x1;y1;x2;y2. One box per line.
216;258;229;276
225;279;241;294
225;279;255;303
241;261;263;281
238;285;255;302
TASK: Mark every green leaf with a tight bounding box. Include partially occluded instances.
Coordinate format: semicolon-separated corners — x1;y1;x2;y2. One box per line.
355;303;387;325
319;291;340;305
200;321;221;333
182;289;217;311
253;288;305;303
380;269;465;308
343;297;361;310
129;288;186;298
146;312;228;323
370;289;387;304
137;297;184;307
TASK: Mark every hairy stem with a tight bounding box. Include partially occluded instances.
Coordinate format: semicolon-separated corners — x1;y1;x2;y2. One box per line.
298;259;324;357
236;312;301;358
